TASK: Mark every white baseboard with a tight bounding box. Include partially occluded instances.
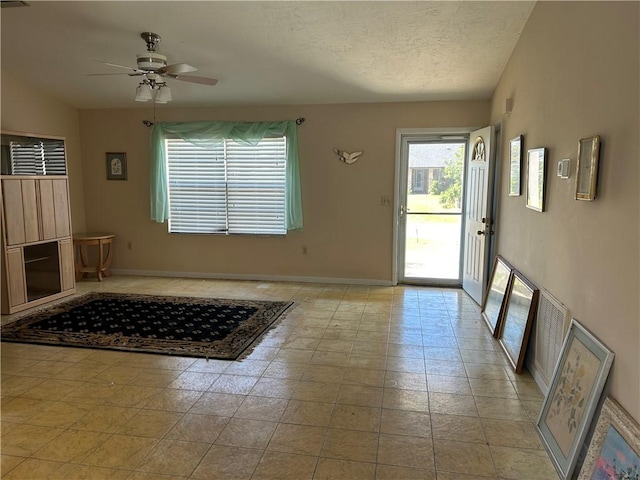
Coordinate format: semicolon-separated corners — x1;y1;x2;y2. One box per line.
110;269;395;286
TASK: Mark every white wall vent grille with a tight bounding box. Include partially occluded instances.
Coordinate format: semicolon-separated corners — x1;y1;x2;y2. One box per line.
530;289;569;394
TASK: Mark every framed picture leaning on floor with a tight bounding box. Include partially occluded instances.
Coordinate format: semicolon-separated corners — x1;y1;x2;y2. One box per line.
537;319;614;480
577;396;640;479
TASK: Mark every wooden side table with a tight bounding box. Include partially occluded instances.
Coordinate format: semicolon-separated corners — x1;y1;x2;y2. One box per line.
73;233;115;281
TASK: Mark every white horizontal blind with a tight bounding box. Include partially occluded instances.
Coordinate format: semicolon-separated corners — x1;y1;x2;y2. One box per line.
226;138;286;234
9;139;66;175
9;141;40;175
41;140;67;175
166;137;286;235
166;140;227;234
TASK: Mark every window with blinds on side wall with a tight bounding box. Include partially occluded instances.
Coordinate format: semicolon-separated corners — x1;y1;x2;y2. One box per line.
0;135;67;176
166;136;287;235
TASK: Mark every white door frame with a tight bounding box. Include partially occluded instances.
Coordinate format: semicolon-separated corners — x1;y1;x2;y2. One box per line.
489;123;503;272
393;127;478;285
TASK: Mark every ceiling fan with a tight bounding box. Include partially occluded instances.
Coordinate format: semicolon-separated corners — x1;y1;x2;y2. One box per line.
89;32;218;103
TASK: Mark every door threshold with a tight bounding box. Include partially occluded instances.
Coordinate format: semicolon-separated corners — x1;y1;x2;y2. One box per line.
400;280;462;288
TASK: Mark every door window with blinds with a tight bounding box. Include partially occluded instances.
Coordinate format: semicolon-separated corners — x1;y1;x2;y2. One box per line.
0;134;67;176
166;136;287;235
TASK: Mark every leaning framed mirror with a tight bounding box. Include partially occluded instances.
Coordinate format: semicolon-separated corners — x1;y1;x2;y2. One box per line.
498;271;539;373
481;256;513;338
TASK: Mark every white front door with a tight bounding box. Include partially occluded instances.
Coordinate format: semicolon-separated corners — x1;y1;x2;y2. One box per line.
462;126;494;304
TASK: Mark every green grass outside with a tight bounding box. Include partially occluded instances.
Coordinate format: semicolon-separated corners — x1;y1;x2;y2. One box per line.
407;194;461;213
403;194;462;278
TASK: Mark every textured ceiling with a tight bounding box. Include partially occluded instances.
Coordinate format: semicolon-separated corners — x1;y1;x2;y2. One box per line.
1;1;535;109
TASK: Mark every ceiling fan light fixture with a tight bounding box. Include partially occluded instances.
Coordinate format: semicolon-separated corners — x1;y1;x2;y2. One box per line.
136;52;167;71
155;85;172;104
135;83;152;102
91;32;217;104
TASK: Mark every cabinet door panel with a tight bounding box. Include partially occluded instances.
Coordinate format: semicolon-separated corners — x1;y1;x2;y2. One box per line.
39;179;57;240
52;179;71;238
6;248;26;307
59;239;75;292
21;180;40;243
2;180;26;245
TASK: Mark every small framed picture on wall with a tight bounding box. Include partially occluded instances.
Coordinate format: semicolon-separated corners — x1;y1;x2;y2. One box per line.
526;147;547;212
509;135;523;196
575;136;600;201
106;152;127;180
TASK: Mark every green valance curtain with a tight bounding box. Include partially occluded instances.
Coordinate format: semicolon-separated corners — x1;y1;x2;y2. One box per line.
149;120;303;230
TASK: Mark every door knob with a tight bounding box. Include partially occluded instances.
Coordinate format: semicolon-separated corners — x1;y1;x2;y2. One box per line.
477;225;494;236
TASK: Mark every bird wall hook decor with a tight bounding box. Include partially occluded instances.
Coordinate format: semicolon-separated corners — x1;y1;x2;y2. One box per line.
333;148;363;165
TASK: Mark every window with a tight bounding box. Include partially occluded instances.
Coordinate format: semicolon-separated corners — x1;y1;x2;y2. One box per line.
166;136;287;235
150;120;302;231
0;135;66;176
411;169;426;193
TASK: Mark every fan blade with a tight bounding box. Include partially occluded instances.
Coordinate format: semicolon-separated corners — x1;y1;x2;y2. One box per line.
96;61;149;76
98;61;138;71
164;63;197;74
86;72;143;77
167;74;218;86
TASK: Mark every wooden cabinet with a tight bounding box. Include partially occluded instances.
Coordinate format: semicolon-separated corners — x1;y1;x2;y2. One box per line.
2;179;27;245
4;248;26;307
1;131;75;315
59;239;75;292
2;178;71;246
1;176;76;314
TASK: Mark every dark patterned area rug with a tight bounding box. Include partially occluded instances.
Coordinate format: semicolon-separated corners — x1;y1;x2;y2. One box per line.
1;293;293;360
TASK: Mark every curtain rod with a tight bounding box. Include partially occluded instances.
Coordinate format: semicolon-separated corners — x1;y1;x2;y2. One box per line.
142;117;306;128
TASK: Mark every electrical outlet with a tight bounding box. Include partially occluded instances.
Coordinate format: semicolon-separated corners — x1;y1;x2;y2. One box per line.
381;195;392;206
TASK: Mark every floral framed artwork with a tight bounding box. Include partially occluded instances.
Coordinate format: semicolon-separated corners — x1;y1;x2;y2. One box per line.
497;270;539;373
509;135;523;196
575;135;601;201
537;319;615;480
106;152;127;180
481;256;513;338
526;147;547;212
577;397;640;480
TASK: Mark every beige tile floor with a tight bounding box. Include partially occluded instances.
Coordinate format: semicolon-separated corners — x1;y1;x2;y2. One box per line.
1;276;560;479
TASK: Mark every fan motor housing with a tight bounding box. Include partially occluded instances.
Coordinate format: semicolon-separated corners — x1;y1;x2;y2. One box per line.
136;52;167;71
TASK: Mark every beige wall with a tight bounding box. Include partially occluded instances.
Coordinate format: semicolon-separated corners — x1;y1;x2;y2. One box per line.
490;2;639;420
79;101;489;282
1;69;86;232
7;0;636;424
